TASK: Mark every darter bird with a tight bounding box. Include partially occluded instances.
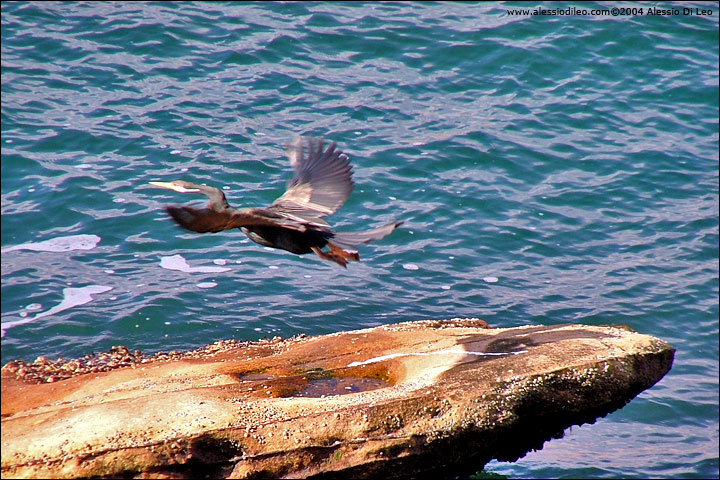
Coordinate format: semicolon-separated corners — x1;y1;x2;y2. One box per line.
150;137;402;267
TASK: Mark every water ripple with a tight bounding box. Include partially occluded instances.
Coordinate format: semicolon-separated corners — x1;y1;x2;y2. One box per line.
2;2;718;478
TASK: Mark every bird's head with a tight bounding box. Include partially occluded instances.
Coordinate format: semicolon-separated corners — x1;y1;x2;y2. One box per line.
149;180;230;210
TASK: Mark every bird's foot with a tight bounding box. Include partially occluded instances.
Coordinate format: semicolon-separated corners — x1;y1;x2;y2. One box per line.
311;243;359;268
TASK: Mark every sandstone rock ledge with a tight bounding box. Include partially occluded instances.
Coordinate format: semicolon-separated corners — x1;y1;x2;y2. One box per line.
1;320;674;479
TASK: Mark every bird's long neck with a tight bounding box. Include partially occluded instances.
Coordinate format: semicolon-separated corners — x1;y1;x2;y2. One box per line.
201;186;231;211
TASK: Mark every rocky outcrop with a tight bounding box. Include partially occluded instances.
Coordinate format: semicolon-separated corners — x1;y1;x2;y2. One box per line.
1;319;674;479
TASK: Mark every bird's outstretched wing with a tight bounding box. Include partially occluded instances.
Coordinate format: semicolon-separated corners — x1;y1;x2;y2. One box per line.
166;206;312;234
267;137;354;221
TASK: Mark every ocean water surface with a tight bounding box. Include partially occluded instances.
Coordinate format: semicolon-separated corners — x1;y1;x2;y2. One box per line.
1;2;718;478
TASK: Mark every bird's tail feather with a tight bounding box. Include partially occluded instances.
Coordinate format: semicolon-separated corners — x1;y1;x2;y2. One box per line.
331;221;403;251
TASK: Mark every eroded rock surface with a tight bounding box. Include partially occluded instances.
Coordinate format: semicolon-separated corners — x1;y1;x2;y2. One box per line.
1;319;674;479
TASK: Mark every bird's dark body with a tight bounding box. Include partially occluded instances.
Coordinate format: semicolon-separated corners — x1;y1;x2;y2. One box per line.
241;225;331;255
151;137;401;267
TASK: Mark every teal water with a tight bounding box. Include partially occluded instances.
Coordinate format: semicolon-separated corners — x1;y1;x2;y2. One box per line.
1;1;717;478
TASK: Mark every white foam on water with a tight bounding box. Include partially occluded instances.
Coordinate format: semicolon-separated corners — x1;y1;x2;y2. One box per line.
402;263;419;271
159;254;231;273
1;285;113;337
197;282;218;289
2;234;101;253
483;276;499;283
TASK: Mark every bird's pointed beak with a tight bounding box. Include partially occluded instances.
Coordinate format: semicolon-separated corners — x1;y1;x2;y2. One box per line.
149;181;175;190
149;181;200;193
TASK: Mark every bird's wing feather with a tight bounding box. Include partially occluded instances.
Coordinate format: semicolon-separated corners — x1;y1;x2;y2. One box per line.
267;137;354;220
165;206;311;233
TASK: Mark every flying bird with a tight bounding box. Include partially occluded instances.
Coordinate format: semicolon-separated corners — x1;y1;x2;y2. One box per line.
150;137;402;267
